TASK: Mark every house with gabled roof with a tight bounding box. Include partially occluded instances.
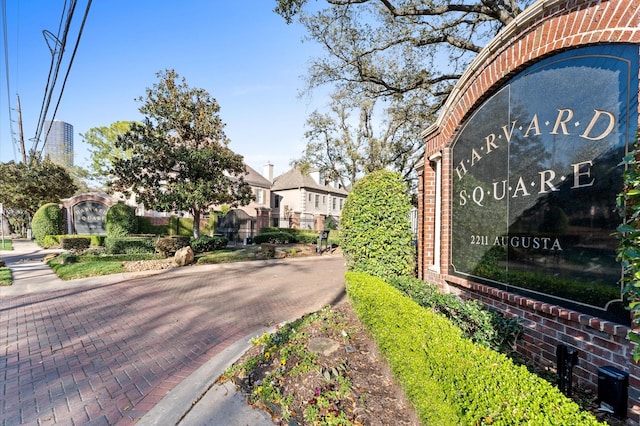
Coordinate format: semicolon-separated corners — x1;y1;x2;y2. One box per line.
269;165;349;230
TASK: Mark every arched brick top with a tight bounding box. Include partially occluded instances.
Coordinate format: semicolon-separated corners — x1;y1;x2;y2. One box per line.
422;0;640;155
61;192;118;210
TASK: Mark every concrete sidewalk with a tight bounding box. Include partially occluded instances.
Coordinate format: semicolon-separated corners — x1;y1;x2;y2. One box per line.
0;239;345;425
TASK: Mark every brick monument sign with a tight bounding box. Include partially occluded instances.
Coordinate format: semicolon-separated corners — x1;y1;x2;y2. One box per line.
417;0;640;420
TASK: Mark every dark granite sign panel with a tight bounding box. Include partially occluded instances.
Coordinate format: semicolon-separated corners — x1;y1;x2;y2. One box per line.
451;45;638;323
73;201;108;234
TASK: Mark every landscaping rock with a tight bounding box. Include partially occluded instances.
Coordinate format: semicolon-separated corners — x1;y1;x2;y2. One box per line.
308;337;340;356
174;246;195;266
0;260;5;267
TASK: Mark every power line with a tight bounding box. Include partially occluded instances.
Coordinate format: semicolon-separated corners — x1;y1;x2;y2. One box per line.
41;0;92;154
33;0;77;153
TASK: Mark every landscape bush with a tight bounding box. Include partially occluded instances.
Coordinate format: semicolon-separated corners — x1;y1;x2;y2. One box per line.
32;203;63;246
340;170;414;280
105;237;155;255
253;231;296;244
345;272;602;425
388;275;521;353
60;237;91;252
154;236;190;256
137;217;168;235
44;234;106;248
190;235;228;253
106;203;138;237
168;216;194;236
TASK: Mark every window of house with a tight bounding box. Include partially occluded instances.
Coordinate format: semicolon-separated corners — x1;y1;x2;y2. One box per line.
322;195;326;205
308;193;312;202
256;189;264;204
315;194;319;208
339;199;343;210
332;197;336;210
274;195;280;208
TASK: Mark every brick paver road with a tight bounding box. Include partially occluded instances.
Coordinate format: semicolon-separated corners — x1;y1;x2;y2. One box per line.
0;257;346;425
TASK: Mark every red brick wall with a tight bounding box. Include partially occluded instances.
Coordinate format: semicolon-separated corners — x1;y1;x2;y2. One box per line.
419;0;640;421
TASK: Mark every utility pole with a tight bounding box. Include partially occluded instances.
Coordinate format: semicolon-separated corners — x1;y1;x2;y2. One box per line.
16;95;27;163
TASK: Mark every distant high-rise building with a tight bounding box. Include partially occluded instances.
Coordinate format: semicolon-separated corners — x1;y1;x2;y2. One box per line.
43;120;74;168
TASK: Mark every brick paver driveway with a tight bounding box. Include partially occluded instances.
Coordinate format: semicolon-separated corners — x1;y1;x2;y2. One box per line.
1;257;346;425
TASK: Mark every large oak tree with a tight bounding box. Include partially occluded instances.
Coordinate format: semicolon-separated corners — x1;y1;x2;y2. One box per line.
276;0;531;185
109;69;253;238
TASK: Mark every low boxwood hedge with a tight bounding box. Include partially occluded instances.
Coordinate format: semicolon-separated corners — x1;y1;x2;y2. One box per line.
60;237;90;251
345;272;603;425
43;234;106;248
253;231;296;244
105;237;155;255
190;235;228;253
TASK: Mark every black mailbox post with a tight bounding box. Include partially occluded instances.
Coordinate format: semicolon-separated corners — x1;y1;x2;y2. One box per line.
317;230;330;253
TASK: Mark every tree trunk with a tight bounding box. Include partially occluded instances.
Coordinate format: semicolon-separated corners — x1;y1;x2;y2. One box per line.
192;209;201;239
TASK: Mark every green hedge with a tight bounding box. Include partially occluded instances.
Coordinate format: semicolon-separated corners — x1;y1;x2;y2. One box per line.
138;217;168;235
387;275;521;353
253;231;296;244
105;237;155;255
106;203;138;237
258;227;340;245
345;272;603;426
155;236;190;256
60;237;90;251
190;235;228;252
44;234;106;248
168;216;194;236
32;203;63;246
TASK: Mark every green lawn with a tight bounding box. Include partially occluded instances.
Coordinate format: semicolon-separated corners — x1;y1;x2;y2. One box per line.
47;253;162;281
0;239;12;250
0;267;11;286
196;247;257;264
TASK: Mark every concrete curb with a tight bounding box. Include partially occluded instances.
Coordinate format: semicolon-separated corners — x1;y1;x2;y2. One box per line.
137;327;272;426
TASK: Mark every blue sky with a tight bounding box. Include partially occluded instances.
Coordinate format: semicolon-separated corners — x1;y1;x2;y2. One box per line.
1;0;327;179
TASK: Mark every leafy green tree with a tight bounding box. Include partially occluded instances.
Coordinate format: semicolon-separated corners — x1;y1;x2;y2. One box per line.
109;69;253;238
80;121;134;186
340;169;414;280
297;91;426;188
0;155;77;233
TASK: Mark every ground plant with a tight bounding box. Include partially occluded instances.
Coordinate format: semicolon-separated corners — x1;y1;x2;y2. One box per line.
47;253;162;280
0;267;11;285
616;130;640;360
222;304;421;426
0;239;12;250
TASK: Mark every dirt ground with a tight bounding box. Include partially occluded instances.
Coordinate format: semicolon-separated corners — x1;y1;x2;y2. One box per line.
227;300;421;426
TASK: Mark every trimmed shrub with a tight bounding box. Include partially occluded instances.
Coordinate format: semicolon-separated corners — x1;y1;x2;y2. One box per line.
32;203;63;246
340;170;414;280
168;216;194;236
388;275;521;353
60;237;90;252
190;235;228;253
106;203;138;237
253;231;296;244
155;236;190;256
44;234;106;248
345;272;602;425
105;237;155;255
138;217;168;235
